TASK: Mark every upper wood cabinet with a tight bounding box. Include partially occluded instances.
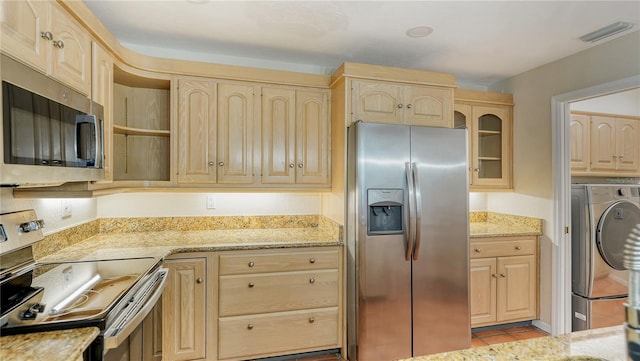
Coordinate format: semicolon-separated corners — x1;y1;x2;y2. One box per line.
1;0;91;95
570;111;640;176
91;42;114;183
351;79;453;127
261;87;330;186
454;89;513;190
177;78;258;185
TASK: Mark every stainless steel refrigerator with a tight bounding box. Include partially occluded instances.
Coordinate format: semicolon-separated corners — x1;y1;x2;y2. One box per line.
346;121;470;361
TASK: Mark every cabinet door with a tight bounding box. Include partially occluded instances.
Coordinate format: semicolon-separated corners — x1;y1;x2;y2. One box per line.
454;104;473;185
497;255;536;322
590;116;617;171
470;258;497;326
0;0;49;71
405;86;452;127
91;42;114;183
177;78;218;183
569;114;590;172
163;258;207;361
49;2;91;95
217;82;256;184
616;117;639;172
129;301;163;361
296;90;330;185
471;105;511;187
262;87;296;184
351;80;403;124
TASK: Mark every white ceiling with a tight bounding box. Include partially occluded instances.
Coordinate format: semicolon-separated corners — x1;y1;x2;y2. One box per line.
83;0;640;87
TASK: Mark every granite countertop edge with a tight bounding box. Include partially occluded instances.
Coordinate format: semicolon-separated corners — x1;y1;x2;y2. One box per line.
0;327;100;361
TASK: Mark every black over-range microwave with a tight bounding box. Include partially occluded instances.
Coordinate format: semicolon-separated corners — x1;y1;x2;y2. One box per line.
1;54;104;186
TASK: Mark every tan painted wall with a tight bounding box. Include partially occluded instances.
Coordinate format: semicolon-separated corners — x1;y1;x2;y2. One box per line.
486;31;640;327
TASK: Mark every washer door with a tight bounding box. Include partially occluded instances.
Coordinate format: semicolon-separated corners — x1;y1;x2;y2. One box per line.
596;200;640;270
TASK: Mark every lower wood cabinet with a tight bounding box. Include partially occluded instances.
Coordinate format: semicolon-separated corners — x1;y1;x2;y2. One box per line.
163;255;211;361
470;236;538;327
217;246;342;361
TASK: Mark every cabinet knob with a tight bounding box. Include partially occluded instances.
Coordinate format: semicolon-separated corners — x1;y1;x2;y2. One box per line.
474;248;481;253
515;246;522;250
309;317;315;323
219;161;224;166
298;163;304;168
309;258;316;264
491;274;498;278
248;282;255;288
247;324;254;330
208;161;215;166
248;261;255;268
309;278;316;284
40;31;53;41
406;104;413;109
474;168;480;172
619;155;624;159
397;103;404;109
289;163;295;168
196;277;203;284
500;273;506;278
53;40;64;49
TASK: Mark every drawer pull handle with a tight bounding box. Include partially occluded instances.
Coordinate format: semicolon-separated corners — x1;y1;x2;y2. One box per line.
515;246;522;250
309;278;316;284
309;317;315;323
247;324;253;330
248;261;255;268
196;278;203;284
474;248;481;253
500;273;506;278
248;282;255;288
309;258;316;264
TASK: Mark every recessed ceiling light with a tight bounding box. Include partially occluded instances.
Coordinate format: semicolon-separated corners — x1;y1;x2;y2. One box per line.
406;26;433;38
579;21;635;42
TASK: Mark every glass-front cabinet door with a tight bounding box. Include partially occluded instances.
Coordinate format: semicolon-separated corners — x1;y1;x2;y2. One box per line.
471;105;511;188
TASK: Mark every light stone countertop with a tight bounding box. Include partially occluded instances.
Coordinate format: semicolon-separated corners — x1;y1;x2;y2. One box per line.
399;325;625;361
0;327;99;361
470;211;544;238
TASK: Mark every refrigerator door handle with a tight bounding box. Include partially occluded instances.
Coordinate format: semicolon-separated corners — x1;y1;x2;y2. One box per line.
405;162;415;261
412;162;422;260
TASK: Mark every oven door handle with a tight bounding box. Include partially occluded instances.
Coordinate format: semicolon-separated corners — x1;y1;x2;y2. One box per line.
102;268;168;351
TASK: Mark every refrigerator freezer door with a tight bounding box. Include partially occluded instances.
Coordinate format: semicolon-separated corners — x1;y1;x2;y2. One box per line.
353;122;413;361
410;126;471;355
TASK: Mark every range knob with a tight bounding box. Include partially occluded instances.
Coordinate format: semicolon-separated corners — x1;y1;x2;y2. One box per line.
619;188;627;197
18;219;45;233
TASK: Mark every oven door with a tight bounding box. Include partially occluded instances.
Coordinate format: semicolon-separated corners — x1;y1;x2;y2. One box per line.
102;267;168;352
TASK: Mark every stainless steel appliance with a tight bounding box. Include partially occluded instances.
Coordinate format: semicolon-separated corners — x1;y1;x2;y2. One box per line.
571;184;639;331
346;121;470;360
1;54;105;186
624;224;640;361
0;210;167;361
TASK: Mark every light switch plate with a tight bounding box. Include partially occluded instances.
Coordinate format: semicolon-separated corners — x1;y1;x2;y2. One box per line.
206;195;216;209
61;200;72;217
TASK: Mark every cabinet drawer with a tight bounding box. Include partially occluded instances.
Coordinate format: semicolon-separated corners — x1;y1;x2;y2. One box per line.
470;238;536;258
218;307;339;360
219;269;339;316
219;248;340;275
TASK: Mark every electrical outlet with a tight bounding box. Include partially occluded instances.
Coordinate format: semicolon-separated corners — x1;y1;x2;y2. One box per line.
206;195;216;209
62;266;73;289
61;200;72;218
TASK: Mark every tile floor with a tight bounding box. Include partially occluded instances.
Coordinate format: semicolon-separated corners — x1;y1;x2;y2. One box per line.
471;324;549;347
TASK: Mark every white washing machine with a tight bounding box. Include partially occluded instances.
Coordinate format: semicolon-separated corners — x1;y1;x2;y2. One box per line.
571;184;640;331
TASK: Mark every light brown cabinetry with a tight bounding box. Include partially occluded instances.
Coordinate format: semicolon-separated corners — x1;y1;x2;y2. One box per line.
1;0;91;95
261;87;330;185
570;111;640;176
217;247;342;360
351;79;453;127
91;42;114;183
177;78;258;185
163;257;208;361
470;236;538;327
454;89;513;190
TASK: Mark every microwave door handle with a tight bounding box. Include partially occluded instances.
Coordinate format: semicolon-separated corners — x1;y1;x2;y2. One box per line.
412;162;422;260
405;162;415;261
95;117;103;169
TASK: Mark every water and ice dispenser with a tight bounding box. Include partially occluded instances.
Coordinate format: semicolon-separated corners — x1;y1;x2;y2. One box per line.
367;189;403;235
